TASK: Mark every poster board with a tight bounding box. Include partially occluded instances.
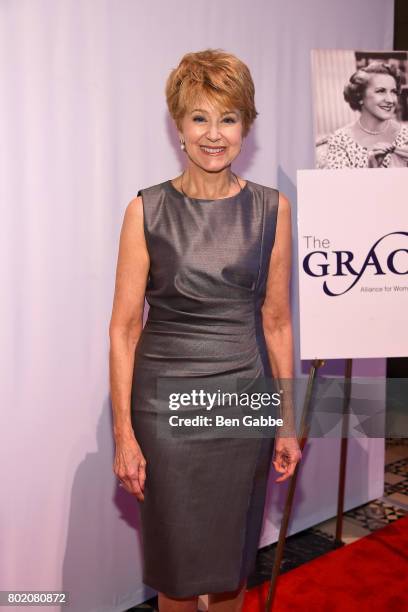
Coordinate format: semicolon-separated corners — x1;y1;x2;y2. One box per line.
297;168;408;359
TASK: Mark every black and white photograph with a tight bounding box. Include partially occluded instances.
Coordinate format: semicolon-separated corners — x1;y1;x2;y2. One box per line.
312;49;408;169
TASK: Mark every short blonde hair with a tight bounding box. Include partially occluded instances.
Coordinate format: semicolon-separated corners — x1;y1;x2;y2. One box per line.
165;49;258;138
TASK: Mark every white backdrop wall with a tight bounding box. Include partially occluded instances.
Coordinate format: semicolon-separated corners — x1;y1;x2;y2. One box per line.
0;1;393;610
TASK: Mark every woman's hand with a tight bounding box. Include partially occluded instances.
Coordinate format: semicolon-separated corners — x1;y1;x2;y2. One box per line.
272;435;302;482
113;436;147;501
368;142;395;167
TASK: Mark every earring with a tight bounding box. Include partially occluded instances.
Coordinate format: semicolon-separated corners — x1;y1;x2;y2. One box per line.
180;140;186;151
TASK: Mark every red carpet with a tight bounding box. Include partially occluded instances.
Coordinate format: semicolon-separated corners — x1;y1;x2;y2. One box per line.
244;515;408;612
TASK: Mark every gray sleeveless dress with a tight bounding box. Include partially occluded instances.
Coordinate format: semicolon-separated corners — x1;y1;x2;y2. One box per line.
131;178;279;598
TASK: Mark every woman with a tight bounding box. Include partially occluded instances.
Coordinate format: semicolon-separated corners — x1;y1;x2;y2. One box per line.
325;61;408;169
109;49;301;611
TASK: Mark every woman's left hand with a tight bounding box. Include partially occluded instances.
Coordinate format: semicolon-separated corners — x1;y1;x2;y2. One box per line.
272;435;302;482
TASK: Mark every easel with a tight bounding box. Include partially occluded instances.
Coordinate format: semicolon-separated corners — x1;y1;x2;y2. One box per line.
264;357;353;612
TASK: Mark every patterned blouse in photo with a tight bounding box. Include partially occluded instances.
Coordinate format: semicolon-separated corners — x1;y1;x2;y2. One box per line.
324;123;408;169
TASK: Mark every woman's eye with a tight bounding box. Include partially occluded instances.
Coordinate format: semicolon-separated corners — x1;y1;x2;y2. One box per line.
192;115;236;123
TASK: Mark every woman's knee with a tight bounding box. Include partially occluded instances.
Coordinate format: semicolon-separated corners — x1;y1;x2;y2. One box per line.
208;578;247;603
158;590;199;611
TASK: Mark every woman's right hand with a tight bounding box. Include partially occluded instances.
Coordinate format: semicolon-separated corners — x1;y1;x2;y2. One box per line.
113;436;147;501
368;142;395;167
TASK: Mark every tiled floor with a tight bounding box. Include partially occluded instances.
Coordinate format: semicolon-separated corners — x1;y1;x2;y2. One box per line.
127;439;408;611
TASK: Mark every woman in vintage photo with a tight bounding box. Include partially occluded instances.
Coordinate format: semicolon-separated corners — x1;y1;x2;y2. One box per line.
109;48;301;611
325;61;408;168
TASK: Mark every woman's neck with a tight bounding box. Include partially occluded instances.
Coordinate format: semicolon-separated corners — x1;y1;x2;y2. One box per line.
358;111;390;134
177;166;241;199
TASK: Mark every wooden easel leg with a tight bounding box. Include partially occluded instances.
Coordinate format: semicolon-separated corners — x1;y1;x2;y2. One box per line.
335;358;353;545
264;359;324;612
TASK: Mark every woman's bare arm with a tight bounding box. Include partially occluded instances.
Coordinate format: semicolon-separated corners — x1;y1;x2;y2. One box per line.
109;195;149;499
262;192;294;381
261;192;301;481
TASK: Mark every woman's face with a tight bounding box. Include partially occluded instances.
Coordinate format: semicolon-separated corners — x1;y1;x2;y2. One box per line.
361;74;398;121
179;98;243;172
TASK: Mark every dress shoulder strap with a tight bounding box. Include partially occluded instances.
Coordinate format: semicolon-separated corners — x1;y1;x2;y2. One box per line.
136;182;168;246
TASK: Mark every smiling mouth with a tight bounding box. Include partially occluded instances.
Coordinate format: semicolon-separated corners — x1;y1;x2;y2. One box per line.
379;106;393;111
200;146;226;155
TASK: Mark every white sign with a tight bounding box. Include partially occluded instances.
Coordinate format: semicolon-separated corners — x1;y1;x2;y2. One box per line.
297;168;408;359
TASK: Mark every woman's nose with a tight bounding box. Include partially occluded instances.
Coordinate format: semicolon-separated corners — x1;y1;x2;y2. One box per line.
206;123;222;140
